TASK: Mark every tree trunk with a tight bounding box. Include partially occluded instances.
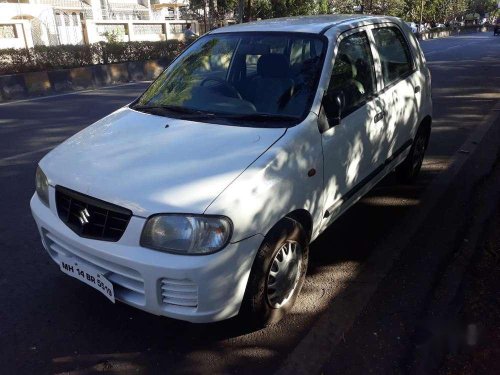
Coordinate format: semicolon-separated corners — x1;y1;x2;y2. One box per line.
246;0;251;22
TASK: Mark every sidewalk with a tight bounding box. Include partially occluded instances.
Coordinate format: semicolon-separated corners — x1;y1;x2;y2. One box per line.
439;186;500;374
276;111;500;374
321;119;500;374
331;113;500;374
411;140;500;375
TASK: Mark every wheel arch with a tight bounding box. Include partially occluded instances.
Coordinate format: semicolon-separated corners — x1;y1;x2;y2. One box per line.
420;115;432;147
285;209;313;242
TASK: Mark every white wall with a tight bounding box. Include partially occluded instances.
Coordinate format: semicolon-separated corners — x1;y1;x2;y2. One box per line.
0;3;57;46
0;2;198;49
0;21;33;49
85;19;199;43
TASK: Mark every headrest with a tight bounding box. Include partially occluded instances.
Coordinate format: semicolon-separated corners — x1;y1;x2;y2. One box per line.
239;44;270;55
336;54;357;79
257;54;290;78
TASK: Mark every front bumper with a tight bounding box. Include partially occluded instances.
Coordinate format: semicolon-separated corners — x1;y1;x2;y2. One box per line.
30;190;263;323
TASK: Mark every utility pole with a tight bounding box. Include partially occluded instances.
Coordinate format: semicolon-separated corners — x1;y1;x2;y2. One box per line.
203;0;207;33
246;0;251;22
238;0;244;23
419;0;425;33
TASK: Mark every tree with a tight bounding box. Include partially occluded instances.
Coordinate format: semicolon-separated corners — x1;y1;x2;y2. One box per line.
252;0;273;19
318;0;331;14
332;0;359;14
197;0;499;26
467;0;499;15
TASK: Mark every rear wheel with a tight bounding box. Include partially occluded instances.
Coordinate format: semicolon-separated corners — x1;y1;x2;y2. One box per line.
241;217;309;327
396;124;429;183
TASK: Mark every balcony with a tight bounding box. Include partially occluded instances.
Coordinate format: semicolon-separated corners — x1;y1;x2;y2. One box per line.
152;0;189;5
33;0;92;7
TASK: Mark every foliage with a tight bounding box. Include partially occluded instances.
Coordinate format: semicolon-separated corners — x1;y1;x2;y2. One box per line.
99;41;183;64
101;29;123;44
193;0;499;26
0;40;184;75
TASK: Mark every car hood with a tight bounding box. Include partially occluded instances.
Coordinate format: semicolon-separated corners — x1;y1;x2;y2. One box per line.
41;107;286;217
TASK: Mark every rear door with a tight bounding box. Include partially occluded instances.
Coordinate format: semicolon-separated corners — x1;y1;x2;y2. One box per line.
320;29;386;218
369;25;420;160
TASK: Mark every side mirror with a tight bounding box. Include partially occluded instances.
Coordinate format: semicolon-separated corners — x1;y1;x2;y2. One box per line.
322;91;345;127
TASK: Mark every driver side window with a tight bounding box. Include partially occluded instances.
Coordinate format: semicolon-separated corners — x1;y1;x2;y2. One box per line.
326;31;376;117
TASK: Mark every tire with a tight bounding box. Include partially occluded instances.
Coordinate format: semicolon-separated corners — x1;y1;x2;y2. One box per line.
396;124;430;183
241;217;309;327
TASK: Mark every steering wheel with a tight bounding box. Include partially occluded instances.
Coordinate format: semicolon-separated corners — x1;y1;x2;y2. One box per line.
200;77;243;100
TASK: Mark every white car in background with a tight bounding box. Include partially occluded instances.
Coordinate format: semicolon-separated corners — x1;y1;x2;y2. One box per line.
406;21;418;33
31;15;432;326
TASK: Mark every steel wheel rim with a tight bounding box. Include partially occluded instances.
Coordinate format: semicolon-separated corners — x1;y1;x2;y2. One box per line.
266;241;302;309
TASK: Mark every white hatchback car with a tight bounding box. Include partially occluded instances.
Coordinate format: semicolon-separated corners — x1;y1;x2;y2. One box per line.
31;15;432;326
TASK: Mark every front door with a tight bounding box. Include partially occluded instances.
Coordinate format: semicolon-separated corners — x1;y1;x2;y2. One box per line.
321;29;386;220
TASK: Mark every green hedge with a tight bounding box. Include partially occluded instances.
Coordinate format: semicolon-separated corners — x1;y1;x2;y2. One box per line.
0;40;185;75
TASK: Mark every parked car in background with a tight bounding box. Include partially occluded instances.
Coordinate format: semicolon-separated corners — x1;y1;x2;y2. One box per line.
31;15;433;327
406;21;418;33
416;23;430;32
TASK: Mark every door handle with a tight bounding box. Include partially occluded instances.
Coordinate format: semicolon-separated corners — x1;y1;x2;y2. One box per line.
374;111;385;123
414;86;421;94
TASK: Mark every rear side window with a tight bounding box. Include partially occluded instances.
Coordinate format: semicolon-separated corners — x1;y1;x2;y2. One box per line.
327;31;376;116
372;27;413;86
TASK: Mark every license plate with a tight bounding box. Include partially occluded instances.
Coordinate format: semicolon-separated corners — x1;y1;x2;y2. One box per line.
59;256;115;303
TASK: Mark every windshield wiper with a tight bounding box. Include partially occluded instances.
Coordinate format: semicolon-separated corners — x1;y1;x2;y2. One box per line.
131;104;216;118
131;105;299;124
220;113;300;122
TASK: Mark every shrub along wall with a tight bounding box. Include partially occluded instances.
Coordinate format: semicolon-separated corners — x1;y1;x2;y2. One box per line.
0;40;185;75
0;57;172;102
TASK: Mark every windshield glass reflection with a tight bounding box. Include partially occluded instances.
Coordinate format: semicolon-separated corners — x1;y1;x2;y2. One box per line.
133;32;326;127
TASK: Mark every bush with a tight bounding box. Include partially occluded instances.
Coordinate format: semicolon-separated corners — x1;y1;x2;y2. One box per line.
100;40;184;64
0;47;31;74
0;40;185;75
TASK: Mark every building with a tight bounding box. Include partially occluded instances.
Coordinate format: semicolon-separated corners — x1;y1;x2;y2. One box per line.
0;0;198;49
150;0;189;21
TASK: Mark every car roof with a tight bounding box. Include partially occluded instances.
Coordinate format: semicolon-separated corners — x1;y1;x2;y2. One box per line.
209;14;402;35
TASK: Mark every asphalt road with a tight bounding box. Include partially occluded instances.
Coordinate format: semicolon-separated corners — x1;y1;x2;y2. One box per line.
1;33;499;374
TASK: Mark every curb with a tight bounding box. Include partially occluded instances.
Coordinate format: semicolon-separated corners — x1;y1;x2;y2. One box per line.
276;100;500;374
408;116;500;374
0;58;169;103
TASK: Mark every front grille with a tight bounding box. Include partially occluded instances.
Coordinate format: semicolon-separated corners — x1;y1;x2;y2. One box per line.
160;278;198;308
55;186;132;242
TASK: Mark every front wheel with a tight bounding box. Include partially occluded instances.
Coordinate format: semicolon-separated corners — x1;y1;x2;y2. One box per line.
241;218;309;327
396;124;430;183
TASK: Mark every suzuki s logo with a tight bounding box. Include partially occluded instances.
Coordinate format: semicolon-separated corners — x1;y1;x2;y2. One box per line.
78;208;91;226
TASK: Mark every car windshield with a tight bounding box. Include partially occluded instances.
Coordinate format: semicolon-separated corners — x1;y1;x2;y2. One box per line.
132;32;326;127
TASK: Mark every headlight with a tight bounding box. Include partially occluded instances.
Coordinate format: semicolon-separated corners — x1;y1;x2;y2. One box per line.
35;166;49;207
140;214;232;255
